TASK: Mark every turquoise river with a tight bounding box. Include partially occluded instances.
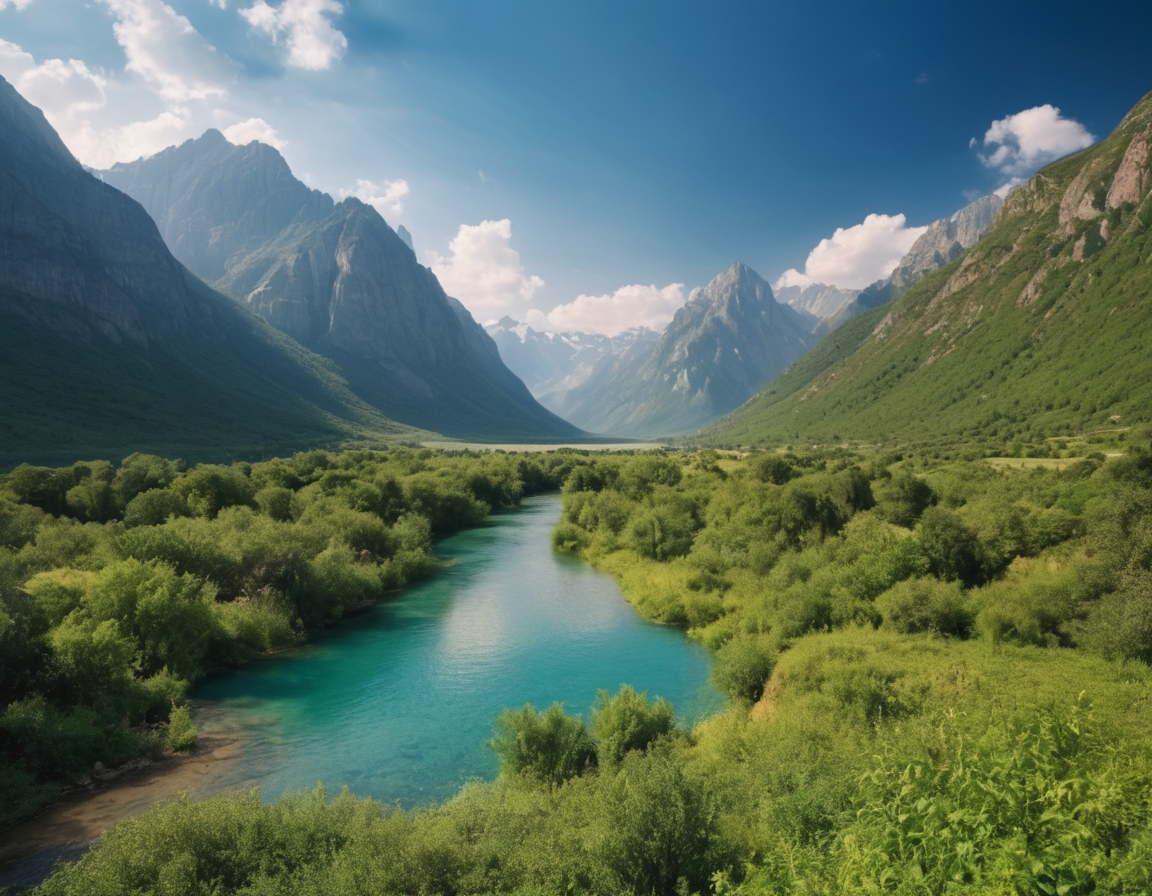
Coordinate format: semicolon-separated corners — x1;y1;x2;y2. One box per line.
192;493;723;807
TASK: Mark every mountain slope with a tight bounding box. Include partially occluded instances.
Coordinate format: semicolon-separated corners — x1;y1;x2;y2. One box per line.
816;193;1004;335
100;132;581;442
561;262;816;437
484;318;658;413
0;75;415;468
704;91;1152;449
774;282;860;319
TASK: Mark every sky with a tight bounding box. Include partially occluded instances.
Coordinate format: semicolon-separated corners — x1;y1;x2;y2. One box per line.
1;0;1150;335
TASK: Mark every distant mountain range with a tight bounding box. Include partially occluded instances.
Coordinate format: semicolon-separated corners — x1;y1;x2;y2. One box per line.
98;130;580;442
530;262;817;437
704;90;1152;447
483;319;658;414
0;74;421;467
774;282;860;319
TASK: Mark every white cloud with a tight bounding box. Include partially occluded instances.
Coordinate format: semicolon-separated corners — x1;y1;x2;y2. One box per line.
98;0;230;103
977;104;1095;178
0;38;204;168
0;0;36;10
223;116;286;147
428;219;544;316
340;177;409;216
75;109;194;166
241;0;347;71
544;283;686;336
0;39;109;137
773;268;814;290
776;213;928;291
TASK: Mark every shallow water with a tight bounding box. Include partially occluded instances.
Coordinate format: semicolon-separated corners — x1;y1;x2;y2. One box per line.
194;493;722;806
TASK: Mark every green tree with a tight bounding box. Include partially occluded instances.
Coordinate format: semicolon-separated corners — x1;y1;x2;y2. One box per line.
490;703;596;787
591;685;676;765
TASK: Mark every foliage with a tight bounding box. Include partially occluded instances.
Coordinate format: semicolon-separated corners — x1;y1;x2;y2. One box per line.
0;446;569;824
490;703;597;787
590;685;676;764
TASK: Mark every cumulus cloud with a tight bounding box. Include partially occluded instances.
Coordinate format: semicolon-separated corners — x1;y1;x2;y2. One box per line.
74;109;194;166
223;116;286;147
976;104;1095;178
241;0;347;70
0;36;209;168
543;283;686;336
775;213;927;291
0;42;107;134
98;0;231;102
340;177;409;216
428;219;545;316
0;0;36;10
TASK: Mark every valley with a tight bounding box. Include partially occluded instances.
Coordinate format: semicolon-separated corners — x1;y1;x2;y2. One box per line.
0;16;1151;893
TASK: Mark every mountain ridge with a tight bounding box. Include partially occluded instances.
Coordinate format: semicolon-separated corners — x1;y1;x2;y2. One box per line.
703;91;1152;449
99;132;582;442
558;261;816;437
0;75;419;468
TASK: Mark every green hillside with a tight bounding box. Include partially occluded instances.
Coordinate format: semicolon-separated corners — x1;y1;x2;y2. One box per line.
704;91;1152;452
0;286;421;470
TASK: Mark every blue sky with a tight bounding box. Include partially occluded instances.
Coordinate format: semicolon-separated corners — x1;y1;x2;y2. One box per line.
2;0;1150;333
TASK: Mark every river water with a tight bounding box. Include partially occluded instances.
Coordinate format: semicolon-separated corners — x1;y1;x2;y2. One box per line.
193;493;722;807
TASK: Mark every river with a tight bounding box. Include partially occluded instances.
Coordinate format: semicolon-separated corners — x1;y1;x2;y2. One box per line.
192;492;722;806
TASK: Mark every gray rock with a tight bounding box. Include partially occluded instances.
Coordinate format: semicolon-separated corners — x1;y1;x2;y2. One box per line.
100;132;580;441
559;262;816;437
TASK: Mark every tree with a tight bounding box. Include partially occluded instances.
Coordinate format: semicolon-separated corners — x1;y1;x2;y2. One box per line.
490;703;596;787
591;685;675;765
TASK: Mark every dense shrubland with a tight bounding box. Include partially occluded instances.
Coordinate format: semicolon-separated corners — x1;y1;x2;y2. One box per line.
12;444;1152;894
0;448;574;828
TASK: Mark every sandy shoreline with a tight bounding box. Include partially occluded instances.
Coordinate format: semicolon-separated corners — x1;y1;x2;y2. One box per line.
0;730;246;890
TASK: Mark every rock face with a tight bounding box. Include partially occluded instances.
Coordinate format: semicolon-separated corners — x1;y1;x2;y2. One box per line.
775;282;860;320
558;262;816;437
100;132;581;441
484;318;658;413
0;75;411;465
0;80;218;346
820;194;1004;333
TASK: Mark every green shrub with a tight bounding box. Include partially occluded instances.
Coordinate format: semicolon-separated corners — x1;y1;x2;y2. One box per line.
712;634;776;702
876;576;973;636
591;685;676;764
490;703;596;787
165;705;197;752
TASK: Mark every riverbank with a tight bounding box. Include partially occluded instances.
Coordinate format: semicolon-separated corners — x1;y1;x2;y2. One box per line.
0;729;244;891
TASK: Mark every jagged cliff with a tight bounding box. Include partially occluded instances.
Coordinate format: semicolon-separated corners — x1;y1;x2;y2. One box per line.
705;91;1152;447
100;132;581;441
0;76;414;466
559;262;816;437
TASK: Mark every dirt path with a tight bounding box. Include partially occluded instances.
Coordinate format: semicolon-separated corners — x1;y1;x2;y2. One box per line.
0;731;247;890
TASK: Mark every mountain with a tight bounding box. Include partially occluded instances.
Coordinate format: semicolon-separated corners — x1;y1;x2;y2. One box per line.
483;318;658;413
99;131;581;442
0;74;417;468
774;282;860;319
816;193;1004;335
703;91;1152;449
558;262;817;437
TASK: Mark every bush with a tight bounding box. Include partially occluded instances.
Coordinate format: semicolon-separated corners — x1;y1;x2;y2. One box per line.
165;705;197;752
917;506;985;587
874;469;936;527
876;576;973;637
712;634;776;702
591;685;676;764
490;703;596;787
